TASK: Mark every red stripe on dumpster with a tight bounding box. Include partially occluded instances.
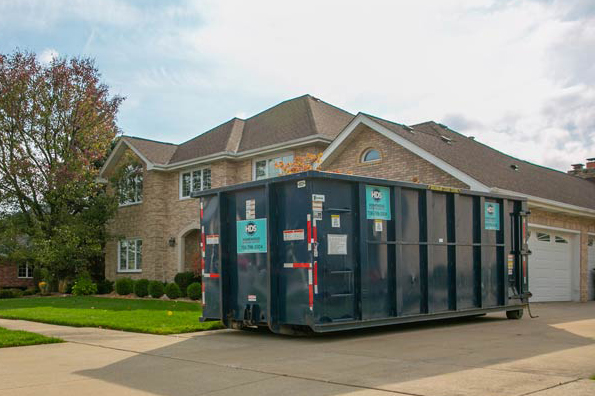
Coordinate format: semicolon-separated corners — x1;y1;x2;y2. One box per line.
203;273;220;278
313;221;317;243
313;261;318;294
307;214;312;251
200;200;203;220
308;268;313;311
283;263;310;268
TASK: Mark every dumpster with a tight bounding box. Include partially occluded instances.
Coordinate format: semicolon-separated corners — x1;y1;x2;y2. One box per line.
192;171;531;334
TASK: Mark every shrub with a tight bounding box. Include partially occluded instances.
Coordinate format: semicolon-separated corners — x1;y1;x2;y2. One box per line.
115;278;134;295
22;287;37;296
32;267;44;289
165;283;181;299
134;279;150;297
96;279;114;294
186;282;201;301
148;281;164;298
0;289;23;299
72;278;98;296
174;272;200;297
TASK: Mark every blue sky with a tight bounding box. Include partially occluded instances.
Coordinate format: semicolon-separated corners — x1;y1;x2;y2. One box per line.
1;0;593;171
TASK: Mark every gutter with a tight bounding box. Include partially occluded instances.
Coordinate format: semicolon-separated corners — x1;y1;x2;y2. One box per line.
491;187;595;219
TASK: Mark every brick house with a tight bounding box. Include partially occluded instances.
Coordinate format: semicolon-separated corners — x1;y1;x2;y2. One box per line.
99;95;595;302
0;259;34;289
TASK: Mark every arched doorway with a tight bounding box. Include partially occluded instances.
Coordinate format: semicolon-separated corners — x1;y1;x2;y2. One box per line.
177;223;201;274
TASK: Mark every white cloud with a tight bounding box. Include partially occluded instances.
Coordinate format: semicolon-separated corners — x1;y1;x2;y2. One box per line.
39;48;58;64
2;0;593;170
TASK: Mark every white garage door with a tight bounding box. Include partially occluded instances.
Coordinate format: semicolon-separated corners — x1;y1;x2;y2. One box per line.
528;228;573;302
588;236;595;301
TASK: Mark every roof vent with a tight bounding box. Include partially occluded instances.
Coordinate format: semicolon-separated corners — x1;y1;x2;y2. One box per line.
440;135;452;144
468;136;475;140
571;163;584;170
510;164;519;171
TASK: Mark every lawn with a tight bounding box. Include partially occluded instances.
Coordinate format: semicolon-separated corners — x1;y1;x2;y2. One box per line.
0;296;223;335
0;326;63;348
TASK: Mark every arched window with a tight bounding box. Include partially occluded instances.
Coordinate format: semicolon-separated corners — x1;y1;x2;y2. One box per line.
361;149;381;163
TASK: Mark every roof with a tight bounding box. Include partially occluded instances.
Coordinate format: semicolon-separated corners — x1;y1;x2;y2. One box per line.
123;136;177;165
366;115;595;210
123;95;353;166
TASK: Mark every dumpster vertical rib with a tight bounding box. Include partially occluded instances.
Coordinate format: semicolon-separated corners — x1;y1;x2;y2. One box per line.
393;186;403;316
447;193;457;311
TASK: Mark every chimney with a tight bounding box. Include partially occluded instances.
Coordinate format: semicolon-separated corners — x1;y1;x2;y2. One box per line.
568;158;595;182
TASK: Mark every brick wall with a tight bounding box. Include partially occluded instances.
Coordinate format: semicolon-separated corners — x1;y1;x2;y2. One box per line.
529;208;595;302
105;145;323;282
0;262;34;289
321;125;469;189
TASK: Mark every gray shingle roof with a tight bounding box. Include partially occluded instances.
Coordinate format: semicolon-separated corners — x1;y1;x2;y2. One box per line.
367;115;595;210
126;95;353;166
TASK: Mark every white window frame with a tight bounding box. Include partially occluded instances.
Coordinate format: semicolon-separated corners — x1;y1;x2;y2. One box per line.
117;238;143;273
118;165;143;207
179;167;211;200
361;148;381;163
17;263;33;279
252;151;294;181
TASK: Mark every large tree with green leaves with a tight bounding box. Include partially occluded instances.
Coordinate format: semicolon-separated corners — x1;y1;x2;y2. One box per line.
0;50;123;279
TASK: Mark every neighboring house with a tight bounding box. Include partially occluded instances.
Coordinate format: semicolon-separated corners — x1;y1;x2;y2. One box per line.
98;95;595;302
0;258;34;289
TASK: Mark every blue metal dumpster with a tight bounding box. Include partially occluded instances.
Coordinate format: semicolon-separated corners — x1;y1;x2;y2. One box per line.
192;171;530;334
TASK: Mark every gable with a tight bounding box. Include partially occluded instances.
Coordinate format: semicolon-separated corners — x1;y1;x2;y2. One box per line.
321;124;469;189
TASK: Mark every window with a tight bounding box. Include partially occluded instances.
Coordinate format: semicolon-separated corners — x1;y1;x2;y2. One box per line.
119;164;143;205
180;168;211;198
589;237;594;247
254;153;294;180
536;232;551;242
361;149;381;163
118;239;142;272
17;263;33;278
554;235;568;244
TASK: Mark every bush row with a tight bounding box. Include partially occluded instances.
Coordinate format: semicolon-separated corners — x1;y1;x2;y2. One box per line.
114;277;201;300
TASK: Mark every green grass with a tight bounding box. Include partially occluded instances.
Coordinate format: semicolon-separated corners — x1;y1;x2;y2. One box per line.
0;326;63;348
0;296;223;335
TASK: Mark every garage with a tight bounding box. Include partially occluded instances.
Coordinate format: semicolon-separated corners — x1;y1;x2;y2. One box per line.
528;227;574;302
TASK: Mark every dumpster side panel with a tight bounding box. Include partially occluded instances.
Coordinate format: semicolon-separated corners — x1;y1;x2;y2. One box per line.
227;187;269;324
201;195;221;319
398;188;423;316
274;179;311;325
313;179;358;323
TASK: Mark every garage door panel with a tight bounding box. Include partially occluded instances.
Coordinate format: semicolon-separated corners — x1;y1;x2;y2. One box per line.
528;227;572;302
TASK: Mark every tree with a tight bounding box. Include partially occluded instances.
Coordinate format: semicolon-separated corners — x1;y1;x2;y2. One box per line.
0;50;123;279
275;153;323;174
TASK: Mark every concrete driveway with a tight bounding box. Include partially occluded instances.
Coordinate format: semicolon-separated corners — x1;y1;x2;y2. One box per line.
1;302;594;396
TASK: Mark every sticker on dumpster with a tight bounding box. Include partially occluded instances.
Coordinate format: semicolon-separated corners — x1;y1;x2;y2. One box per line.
248;294;257;302
246;199;256;220
366;185;391;220
485;202;500;230
374;219;383;232
206;234;219;245
283;229;305;241
328;234;347;255
331;214;340;228
507;254;514;275
297;180;306;188
312;194;325;202
237;219;267;253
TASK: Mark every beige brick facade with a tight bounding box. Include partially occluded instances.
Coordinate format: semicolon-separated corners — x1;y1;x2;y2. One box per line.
105;133;594;303
105;145;324;282
320;125;469;189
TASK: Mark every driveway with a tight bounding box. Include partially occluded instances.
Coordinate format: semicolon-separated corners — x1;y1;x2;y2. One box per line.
1;302;594;396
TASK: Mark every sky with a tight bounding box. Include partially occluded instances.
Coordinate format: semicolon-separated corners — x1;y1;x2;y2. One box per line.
1;0;593;171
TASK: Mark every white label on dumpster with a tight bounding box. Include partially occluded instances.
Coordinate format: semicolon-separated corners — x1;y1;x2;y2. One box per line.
508;254;514;275
248;294;257;302
206;234;219;245
297;180;306;188
246;199;255;220
312;194;325;202
328;234;347;255
331;214;340;228
374;219;383;232
283;229;305;241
